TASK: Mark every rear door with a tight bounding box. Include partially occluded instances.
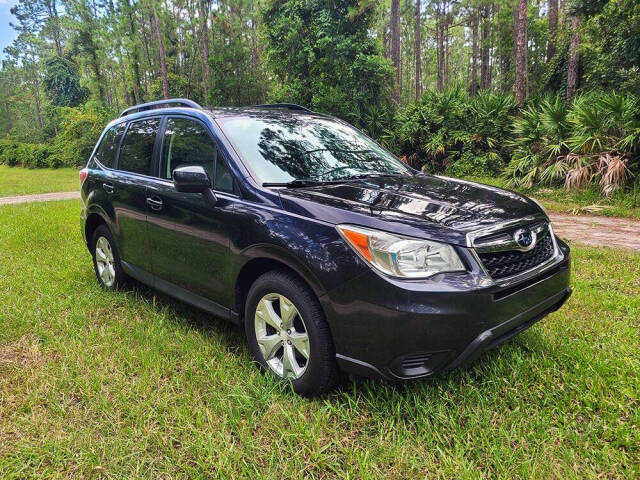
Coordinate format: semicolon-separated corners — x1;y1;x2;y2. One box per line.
146;115;237;306
106;117;161;273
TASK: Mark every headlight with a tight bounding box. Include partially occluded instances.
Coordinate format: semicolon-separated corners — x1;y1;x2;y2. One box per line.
336;225;465;278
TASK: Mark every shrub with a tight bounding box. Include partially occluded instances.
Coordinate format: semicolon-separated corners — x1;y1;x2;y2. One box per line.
0;141;53;168
504;91;640;194
0;106;108;169
390;87;516;175
49;106;106;167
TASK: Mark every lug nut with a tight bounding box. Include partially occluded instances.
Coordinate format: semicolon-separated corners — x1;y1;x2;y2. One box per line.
287;329;291;334
287;340;291;345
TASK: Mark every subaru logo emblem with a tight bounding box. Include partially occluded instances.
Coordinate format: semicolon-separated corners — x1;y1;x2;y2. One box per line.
513;228;536;251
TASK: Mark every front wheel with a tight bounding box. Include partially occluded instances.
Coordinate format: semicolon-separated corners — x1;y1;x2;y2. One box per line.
245;270;339;396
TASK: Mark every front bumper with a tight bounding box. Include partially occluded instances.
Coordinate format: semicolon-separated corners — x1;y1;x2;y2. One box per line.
321;238;571;380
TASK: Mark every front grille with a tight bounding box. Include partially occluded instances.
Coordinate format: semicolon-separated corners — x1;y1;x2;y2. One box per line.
478;232;555;279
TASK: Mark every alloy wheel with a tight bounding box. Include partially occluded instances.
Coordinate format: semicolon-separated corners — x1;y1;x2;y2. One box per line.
254;293;310;379
95;236;116;287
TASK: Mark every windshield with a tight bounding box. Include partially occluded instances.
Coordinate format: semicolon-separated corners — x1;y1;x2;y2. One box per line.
217;115;412;184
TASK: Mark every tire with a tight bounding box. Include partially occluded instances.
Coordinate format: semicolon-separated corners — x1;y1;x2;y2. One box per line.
245;270;339;396
91;225;127;290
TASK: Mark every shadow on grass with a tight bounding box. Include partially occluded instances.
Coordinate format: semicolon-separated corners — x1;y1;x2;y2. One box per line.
117;276;552;405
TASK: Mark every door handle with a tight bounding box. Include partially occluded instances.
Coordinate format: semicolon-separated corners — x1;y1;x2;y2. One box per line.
146;196;163;211
102;182;114;194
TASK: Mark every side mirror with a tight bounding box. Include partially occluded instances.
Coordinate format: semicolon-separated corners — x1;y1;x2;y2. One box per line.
173;165;211;193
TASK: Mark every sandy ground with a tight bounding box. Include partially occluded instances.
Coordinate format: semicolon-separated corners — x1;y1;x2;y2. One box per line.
0;191;80;206
1;191;639;252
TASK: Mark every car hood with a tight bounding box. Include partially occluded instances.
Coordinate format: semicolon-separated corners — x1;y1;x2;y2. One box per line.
278;175;544;246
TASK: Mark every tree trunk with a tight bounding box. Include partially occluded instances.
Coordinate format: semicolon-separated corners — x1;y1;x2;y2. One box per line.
471;10;478;95
50;0;63;56
547;0;558;62
444;21;449;88
514;0;528;104
567;15;580;101
480;4;491;90
33;74;44;128
200;0;210;101
153;11;169;100
390;0;401;103
436;1;444;92
415;0;422;100
125;0;142;103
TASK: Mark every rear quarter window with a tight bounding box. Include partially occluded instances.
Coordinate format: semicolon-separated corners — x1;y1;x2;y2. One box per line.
93;123;126;168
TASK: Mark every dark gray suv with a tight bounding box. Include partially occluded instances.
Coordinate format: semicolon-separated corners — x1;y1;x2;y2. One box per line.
80;99;571;396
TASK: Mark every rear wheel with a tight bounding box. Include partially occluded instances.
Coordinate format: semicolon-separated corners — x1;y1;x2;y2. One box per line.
91;225;127;290
245;270;339;396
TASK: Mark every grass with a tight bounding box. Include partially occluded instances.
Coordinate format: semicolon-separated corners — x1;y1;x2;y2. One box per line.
463;176;640;219
0;199;638;478
0;165;79;197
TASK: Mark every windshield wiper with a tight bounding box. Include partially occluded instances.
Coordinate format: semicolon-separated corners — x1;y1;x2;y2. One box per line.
337;172;409;181
262;172;412;188
262;179;325;188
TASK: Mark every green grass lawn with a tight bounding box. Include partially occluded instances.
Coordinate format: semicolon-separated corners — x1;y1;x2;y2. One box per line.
0;165;79;197
0;200;638;478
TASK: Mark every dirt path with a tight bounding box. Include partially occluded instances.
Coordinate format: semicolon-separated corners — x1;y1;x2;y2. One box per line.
1;191;639;252
0;191;80;206
549;214;640;252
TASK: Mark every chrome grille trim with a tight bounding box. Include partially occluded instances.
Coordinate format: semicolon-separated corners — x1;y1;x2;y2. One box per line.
473;222;549;253
466;216;564;287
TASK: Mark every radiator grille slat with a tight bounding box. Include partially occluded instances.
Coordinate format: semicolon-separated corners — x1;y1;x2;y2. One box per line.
477;232;555;279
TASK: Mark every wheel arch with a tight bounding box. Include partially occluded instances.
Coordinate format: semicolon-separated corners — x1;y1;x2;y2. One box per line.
84;211;109;251
234;251;327;326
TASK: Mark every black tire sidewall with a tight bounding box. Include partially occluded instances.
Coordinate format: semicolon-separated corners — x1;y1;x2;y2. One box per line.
244;270;337;396
91;225;126;290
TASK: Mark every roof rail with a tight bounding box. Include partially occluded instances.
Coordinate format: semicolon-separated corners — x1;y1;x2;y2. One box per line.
120;98;202;117
252;103;313;113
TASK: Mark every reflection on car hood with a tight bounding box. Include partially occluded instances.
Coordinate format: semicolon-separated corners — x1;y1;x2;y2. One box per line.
278;175;543;244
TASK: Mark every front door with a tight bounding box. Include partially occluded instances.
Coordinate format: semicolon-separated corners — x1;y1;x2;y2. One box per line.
146;116;237;306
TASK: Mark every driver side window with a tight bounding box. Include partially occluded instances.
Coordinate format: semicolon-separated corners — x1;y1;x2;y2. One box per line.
161;117;215;184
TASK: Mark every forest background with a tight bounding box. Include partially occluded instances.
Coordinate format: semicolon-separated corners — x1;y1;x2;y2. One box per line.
0;0;639;195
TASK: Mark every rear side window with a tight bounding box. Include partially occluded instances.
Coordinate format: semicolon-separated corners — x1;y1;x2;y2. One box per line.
118;118;160;175
94;123;125;168
160;117;215;182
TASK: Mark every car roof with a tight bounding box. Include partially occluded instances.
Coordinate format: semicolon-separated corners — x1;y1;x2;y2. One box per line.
105;105;332;131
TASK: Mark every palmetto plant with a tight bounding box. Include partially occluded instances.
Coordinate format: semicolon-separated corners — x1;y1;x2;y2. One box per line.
391;87;517;174
504;92;640;194
503;95;571;188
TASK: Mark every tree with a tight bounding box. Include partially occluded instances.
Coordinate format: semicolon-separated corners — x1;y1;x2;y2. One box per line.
153;9;169;99
262;0;393;124
514;0;528;104
415;0;422;100
10;0;63;57
480;2;491;90
390;0;401;103
471;7;479;95
43;56;87;106
566;15;580;101
547;0;558;62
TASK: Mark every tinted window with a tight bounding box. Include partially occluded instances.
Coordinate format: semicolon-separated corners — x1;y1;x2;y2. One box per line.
214;156;234;193
118;118;160;175
217;116;411;183
94;123;125;168
161;117;215;183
